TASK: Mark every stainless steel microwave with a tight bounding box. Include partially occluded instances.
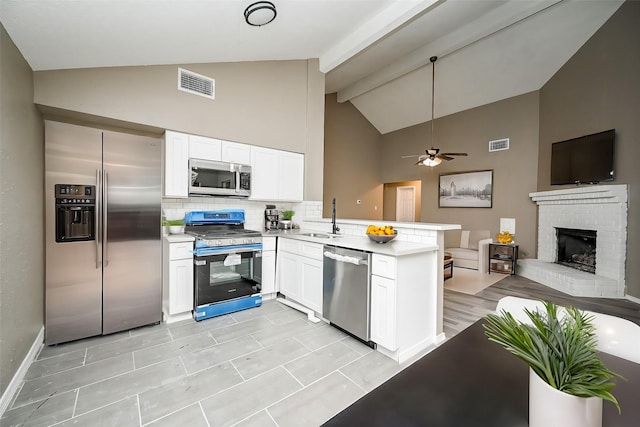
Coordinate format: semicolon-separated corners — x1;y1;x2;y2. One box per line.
189;158;251;197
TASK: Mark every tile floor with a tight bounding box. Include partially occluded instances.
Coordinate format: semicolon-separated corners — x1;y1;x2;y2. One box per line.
2;300;407;427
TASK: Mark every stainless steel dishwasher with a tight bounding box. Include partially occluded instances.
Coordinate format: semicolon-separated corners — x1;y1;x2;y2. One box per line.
323;245;372;343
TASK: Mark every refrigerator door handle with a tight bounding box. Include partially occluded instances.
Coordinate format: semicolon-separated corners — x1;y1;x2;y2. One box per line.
103;169;109;267
96;168;102;269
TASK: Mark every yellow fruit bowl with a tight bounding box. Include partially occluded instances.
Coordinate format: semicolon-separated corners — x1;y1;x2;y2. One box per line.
367;233;397;243
366;225;397;243
497;231;514;244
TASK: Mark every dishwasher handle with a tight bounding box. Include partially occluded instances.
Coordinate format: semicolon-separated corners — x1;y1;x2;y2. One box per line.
324;251;368;266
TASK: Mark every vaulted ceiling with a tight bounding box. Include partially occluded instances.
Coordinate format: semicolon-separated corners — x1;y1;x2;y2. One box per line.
0;0;623;134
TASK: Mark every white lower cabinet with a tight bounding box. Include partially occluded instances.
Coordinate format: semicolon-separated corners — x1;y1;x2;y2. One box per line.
260;251;277;295
168;259;194;313
277;239;322;315
370;274;397;351
371;253;398;351
300;257;323;314
163;239;194;322
278;251;301;301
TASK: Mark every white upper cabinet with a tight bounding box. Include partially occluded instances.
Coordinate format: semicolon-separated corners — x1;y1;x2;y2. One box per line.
250;146;279;201
164;131;189;198
189;135;221;161
221;141;251;165
163;130;303;201
251;146;304;202
277;151;304;201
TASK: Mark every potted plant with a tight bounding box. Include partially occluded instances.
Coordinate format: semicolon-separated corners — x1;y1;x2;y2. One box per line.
167;218;184;234
280;210;295;229
484;301;621;427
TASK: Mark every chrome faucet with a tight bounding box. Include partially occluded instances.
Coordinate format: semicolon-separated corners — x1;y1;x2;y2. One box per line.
332;197;340;234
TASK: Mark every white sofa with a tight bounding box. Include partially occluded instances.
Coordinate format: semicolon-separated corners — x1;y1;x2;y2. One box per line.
445;230;492;271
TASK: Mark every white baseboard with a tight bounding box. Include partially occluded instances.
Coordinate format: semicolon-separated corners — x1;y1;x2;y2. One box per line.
275;296;322;323
626;294;640;305
0;326;44;417
162;310;194;324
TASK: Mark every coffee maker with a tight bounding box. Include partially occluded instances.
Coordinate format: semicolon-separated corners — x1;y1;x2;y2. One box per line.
264;205;279;230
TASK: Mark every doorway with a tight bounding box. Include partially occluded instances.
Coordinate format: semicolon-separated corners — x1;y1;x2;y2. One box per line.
383;180;421;222
396;186;416;222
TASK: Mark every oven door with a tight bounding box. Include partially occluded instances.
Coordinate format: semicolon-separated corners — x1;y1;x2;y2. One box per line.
194;249;261;309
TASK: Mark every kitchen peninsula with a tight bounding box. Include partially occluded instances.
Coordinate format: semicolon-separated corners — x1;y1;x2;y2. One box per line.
273;218;460;363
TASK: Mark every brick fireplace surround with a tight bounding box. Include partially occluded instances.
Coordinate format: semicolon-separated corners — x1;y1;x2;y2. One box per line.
518;185;628;297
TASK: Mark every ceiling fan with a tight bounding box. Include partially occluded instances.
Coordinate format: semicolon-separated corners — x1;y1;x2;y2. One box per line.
404;147;468;166
404;56;468;167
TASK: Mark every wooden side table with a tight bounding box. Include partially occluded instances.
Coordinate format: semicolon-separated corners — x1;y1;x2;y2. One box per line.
488;243;518;275
444;252;453;280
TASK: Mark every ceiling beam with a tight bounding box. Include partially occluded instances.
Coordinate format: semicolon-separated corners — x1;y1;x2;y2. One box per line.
336;0;562;103
318;0;444;74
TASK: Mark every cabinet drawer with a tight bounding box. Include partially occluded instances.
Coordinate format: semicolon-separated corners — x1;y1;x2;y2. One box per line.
372;254;397;279
301;242;323;260
279;238;301;254
169;242;193;260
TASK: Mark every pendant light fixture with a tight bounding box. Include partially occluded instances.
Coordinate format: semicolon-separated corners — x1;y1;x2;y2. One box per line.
403;56;468;166
244;1;277;27
421;56;442;167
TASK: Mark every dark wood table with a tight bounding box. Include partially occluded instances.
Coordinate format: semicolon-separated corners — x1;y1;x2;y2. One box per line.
323;320;640;426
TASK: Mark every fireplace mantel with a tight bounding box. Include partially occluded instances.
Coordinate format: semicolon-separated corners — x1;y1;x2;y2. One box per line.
529;185;628;205
519;184;628;298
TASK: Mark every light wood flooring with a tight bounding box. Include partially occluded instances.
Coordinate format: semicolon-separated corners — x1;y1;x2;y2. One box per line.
444;273;640;337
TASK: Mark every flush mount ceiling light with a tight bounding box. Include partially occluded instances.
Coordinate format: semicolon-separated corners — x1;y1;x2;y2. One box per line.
244;1;277;26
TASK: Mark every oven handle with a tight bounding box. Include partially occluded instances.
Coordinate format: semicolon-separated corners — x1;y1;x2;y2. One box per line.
193;244;263;257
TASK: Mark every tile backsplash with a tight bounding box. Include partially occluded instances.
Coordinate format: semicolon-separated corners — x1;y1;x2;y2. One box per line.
162;197;322;231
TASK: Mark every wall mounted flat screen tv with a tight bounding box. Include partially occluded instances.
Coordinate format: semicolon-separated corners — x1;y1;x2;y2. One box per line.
550;129;615;185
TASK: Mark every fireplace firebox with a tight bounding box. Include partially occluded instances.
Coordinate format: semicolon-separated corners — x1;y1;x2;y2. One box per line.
555;227;596;274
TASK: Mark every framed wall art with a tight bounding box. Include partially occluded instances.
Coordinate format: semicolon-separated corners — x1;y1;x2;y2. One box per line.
439;170;493;208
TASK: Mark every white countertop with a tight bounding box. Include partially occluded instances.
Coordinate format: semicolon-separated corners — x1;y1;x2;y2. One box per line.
164;234;195;243
273;230;438;256
304;218;460;231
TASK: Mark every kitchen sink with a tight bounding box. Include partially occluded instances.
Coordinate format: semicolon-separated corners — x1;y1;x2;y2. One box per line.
300;232;342;239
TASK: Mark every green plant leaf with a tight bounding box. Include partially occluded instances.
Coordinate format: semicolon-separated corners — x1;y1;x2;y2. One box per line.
483;301;623;413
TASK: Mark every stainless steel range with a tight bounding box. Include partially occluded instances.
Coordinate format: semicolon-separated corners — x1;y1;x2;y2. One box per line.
185;210;263;321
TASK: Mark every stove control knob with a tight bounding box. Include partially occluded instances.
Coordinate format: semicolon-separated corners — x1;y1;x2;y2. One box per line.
216;240;222;246
229;239;235;245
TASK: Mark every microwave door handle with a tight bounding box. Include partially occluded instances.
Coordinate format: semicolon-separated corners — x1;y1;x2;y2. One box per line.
96;168;101;269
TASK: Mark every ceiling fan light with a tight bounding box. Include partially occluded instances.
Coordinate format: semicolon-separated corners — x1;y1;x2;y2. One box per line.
421;157;442;167
244;1;277;26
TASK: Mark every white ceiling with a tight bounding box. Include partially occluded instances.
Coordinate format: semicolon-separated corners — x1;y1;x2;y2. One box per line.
0;0;624;134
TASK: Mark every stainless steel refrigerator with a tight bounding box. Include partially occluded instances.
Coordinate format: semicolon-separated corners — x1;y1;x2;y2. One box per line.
45;120;162;345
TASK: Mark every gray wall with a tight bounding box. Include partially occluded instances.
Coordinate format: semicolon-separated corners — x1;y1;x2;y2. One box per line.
0;24;44;396
324;93;383;220
33;59;325;200
379;92;540;255
539;0;640;298
324;89;539;256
